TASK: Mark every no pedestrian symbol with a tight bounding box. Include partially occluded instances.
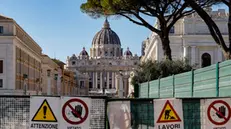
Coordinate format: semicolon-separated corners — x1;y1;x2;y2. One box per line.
62;98;89;125
207;100;231;125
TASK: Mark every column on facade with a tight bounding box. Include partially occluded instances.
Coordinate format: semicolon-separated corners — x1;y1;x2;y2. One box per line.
92;72;95;89
100;72;103;89
114;47;117;57
90;48;92;57
95;72;98;89
183;46;189;60
112;72;115;89
96;48;98;58
119;75;123;98
123;77;128;97
115;74;119;92
191;46;196;66
116;73;123;98
107;72;110;89
217;47;223;62
93;48;95;57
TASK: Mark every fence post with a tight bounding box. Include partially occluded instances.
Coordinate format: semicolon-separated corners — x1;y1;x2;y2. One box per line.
173;75;175;97
216;62;219;97
191;69;194;97
148;81;150;98
158;78;160;98
134;83;139;98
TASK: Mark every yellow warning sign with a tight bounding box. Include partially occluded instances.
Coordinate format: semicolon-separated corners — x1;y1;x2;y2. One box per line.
157;100;181;123
31;99;57;122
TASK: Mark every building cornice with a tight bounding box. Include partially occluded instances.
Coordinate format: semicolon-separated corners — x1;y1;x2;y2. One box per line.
13;20;42;51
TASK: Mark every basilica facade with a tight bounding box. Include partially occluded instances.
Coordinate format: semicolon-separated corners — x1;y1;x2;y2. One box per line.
141;9;228;68
66;19;139;97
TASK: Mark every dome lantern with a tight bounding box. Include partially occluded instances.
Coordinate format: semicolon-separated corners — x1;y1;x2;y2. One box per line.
92;19;121;46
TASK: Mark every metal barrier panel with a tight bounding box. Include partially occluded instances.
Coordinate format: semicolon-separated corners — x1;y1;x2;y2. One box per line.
139;82;149;98
149;80;159;98
194;65;217;97
219;61;231;97
159;76;174;98
0;96;30;129
175;71;192;97
0;96;106;129
131;99;154;129
182;99;201;129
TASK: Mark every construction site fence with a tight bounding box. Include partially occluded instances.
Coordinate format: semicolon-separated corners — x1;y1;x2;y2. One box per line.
0;95;223;129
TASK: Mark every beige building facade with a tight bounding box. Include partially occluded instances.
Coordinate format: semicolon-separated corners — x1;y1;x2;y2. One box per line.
52;59;77;96
0;15;42;95
141;9;228;68
41;54;60;95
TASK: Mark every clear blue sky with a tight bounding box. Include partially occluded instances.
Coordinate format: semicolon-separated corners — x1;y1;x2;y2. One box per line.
0;0;153;62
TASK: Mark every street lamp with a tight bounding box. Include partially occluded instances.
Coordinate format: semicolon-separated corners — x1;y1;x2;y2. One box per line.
47;69;51;95
36;78;40;95
54;74;58;95
148;73;151;98
23;74;28;95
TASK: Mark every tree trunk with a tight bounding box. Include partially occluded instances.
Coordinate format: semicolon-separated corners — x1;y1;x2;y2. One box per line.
160;35;172;60
224;51;231;60
228;3;231;59
186;0;230;60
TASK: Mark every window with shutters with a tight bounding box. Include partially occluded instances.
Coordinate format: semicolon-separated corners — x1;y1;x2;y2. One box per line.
0;60;3;73
0;26;3;34
0;79;3;88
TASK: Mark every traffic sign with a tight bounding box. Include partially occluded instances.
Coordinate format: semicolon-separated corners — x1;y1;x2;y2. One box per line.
60;97;91;129
29;97;60;129
157;100;181;123
31;99;57;122
205;98;231;129
154;99;184;129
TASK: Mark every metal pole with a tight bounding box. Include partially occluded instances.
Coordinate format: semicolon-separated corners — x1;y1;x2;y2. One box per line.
47;69;51;95
216;62;220;97
148;73;151;98
23;74;28;95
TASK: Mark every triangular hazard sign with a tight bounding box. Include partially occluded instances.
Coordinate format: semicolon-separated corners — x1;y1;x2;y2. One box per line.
31;99;57;122
157;100;181;123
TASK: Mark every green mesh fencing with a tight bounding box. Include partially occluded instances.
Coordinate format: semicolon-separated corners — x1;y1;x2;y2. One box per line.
182;99;201;129
130;99;154;129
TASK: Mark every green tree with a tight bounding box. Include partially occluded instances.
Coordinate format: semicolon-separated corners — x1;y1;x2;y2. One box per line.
81;0;198;60
185;0;231;59
131;59;192;85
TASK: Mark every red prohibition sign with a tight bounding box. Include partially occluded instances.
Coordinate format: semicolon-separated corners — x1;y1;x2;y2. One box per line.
62;98;89;125
207;100;231;125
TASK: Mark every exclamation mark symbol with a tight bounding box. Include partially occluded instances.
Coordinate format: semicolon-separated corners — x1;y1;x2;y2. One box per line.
43;106;47;119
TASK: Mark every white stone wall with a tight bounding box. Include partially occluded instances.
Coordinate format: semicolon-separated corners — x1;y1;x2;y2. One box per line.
142;9;229;68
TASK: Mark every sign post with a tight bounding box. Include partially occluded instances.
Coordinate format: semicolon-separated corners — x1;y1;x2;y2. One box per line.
204;98;231;129
154;99;184;129
60;97;91;129
29;96;60;129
